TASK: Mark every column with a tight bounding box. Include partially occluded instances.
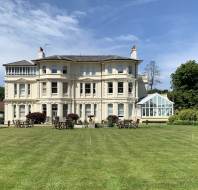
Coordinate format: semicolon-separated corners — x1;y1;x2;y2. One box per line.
58;103;63;120
124;103;128;119
124;82;128;97
83;83;85;97
25;84;28;98
133;81;136;98
132;103;136;120
47;104;52;119
113;81;117;97
58;81;63;98
36;81;40;98
16;104;19;120
47;81;51;97
91;104;94;115
82;103;85;121
135;80;138;98
68;103;72;114
113;103;118;116
25;104;29;116
76;104;80;117
17;84;20;98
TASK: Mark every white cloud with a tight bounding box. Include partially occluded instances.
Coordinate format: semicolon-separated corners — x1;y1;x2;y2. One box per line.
0;0;152;86
104;34;139;43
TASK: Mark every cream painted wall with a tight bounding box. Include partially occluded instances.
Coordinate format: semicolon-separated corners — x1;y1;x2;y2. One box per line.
4;59;145;124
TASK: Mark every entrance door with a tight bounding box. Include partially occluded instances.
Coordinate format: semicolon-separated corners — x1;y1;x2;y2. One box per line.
52;104;58;119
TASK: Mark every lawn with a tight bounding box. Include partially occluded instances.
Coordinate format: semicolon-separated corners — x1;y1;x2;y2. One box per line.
0;125;198;190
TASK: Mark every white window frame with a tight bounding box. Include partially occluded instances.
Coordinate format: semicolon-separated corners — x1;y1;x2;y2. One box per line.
19;105;25;118
118;82;123;94
19;84;25;97
108;104;113;116
108;82;113;94
118;104;124;117
51;82;58;94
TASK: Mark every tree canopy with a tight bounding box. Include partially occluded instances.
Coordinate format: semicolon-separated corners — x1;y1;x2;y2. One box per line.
0;86;4;101
168;60;198;109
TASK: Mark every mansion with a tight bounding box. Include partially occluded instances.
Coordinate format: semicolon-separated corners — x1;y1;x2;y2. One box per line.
3;47;173;124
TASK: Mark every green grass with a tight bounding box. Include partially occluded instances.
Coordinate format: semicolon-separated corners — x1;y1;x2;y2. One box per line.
0;125;198;190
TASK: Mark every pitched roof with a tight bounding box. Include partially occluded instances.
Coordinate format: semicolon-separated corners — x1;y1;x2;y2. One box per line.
34;55;140;62
3;60;35;66
137;93;174;105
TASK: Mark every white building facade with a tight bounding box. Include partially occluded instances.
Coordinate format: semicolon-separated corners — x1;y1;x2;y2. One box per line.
4;48;149;124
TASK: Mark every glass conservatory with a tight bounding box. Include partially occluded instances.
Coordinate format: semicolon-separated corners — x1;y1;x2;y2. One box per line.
137;93;174;118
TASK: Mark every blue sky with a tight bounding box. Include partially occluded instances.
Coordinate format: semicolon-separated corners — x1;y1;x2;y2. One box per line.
0;0;198;89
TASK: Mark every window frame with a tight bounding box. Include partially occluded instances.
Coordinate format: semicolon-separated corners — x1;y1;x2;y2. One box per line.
19;105;25;118
51;65;57;74
118;82;124;94
42;66;46;74
108;82;113;94
85;83;91;94
63;82;68;95
42;82;47;95
62;66;67;74
108;104;113;116
19;84;25;97
51;82;58;94
128;82;133;94
128;65;132;74
118;103;124;117
28;84;31;95
80;83;83;94
117;64;124;74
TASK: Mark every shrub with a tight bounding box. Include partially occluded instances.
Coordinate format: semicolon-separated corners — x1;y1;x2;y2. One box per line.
26;112;46;124
178;109;197;121
168;109;198;125
66;113;79;123
107;115;119;127
67;119;74;129
168;115;178;124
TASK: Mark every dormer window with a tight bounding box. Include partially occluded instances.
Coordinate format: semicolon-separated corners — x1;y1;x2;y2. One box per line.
62;66;67;74
42;66;46;74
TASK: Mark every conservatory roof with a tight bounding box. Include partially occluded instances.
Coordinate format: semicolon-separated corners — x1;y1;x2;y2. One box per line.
137;93;174;105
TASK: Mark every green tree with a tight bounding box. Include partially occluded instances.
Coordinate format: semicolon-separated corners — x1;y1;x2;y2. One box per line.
169;60;198;109
147;88;169;94
0;86;4;101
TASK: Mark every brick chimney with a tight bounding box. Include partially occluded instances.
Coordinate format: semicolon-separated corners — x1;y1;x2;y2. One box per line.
130;45;137;59
38;47;45;59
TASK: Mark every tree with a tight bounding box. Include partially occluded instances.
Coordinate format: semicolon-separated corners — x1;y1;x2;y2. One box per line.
0;86;4;101
147;88;169;94
168;60;198;109
144;61;161;90
66;113;79;123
